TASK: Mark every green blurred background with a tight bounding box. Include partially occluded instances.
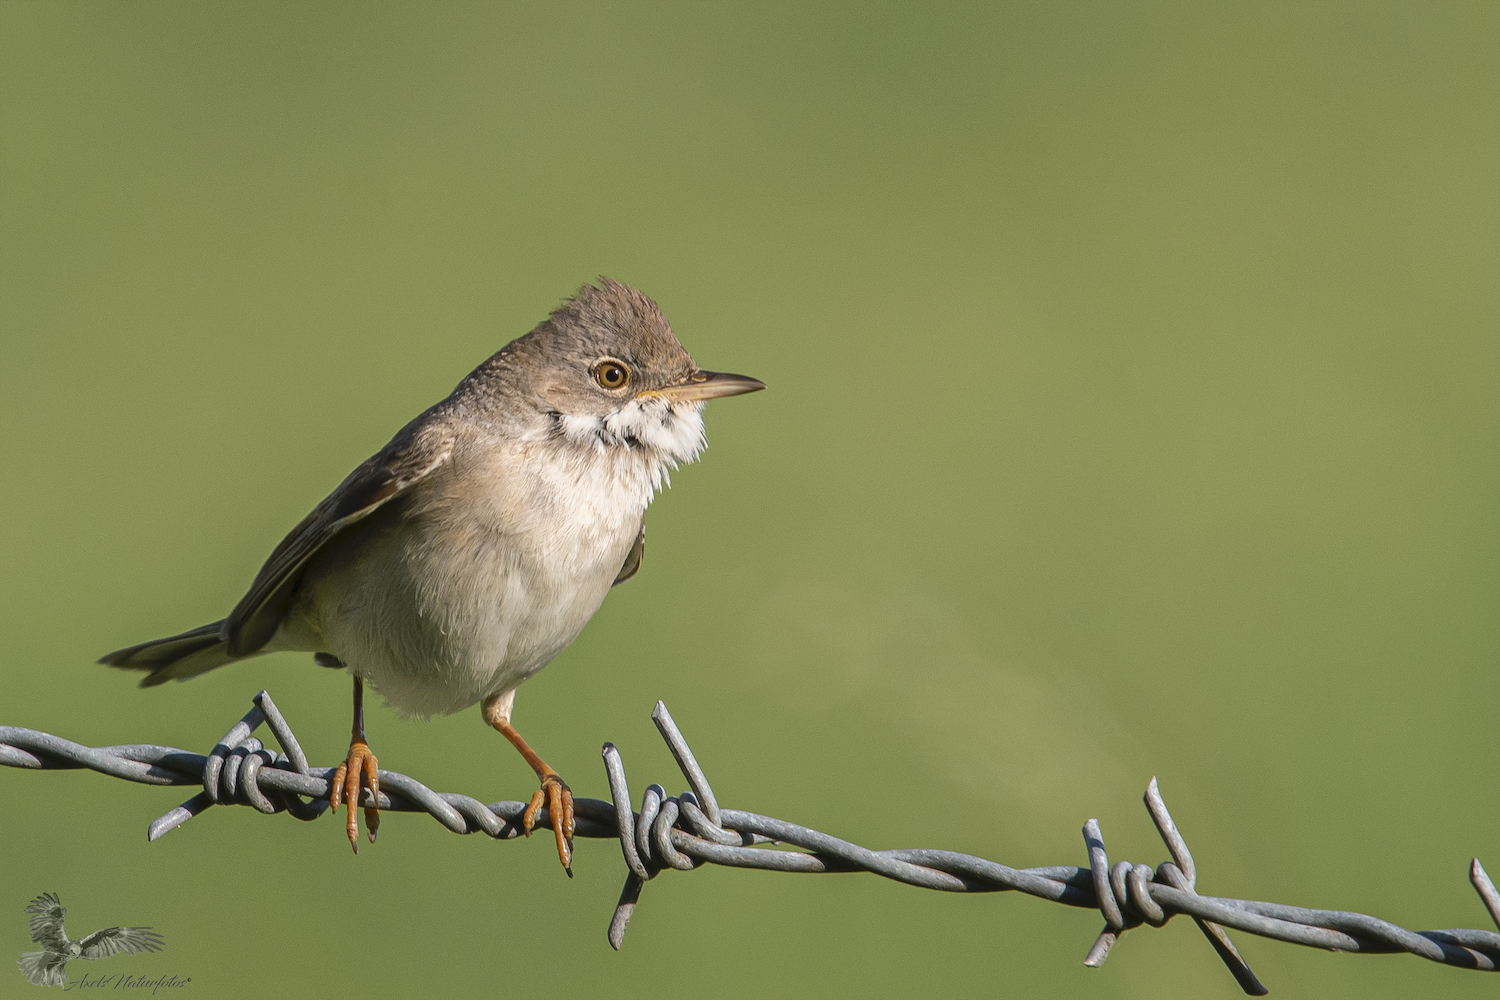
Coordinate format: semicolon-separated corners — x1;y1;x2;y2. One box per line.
1;3;1496;997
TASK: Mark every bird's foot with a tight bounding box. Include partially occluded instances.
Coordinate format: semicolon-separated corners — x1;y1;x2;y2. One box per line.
330;740;380;853
522;771;575;876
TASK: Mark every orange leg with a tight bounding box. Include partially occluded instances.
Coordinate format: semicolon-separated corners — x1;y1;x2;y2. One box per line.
483;690;575;875
330;676;380;853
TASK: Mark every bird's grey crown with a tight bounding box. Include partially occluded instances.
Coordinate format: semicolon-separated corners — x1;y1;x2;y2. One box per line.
451;277;698;420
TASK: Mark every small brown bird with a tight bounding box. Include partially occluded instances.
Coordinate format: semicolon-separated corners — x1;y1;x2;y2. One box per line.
100;279;764;871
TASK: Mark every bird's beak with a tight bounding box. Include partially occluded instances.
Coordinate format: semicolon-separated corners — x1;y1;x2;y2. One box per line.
648;370;767;402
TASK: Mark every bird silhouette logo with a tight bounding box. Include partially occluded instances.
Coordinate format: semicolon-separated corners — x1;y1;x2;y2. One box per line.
17;893;164;988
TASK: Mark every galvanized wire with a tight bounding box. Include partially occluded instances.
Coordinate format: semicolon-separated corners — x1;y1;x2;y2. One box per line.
3;690;1499;994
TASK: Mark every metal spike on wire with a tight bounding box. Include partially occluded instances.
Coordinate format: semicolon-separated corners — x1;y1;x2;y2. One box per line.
3;691;1500;993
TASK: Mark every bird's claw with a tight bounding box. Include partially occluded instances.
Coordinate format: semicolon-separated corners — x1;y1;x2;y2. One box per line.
330;740;380;853
522;772;575;875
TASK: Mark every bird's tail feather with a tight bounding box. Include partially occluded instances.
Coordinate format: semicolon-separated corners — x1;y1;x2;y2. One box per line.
18;950;65;986
99;620;241;687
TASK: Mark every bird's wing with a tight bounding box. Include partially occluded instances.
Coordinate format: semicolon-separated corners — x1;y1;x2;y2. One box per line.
78;926;165;960
23;893;67;950
224;413;456;656
612;520;645;586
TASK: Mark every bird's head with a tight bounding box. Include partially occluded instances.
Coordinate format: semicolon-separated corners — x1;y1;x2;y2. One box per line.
472;278;764;465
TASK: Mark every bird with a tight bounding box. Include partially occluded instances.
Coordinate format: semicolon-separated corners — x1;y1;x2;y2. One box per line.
17;893;165;987
99;278;764;871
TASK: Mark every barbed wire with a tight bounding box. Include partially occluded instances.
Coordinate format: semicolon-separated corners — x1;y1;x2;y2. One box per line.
3;689;1498;994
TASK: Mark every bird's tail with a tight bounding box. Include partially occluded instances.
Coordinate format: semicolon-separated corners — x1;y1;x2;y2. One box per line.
99;620;240;687
17;950;65;986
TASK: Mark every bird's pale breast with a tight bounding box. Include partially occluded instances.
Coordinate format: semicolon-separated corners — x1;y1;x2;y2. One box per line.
280;432;662;717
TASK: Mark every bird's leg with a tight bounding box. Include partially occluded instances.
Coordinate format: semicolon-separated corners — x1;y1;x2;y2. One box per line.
330;675;380;853
482;689;575;875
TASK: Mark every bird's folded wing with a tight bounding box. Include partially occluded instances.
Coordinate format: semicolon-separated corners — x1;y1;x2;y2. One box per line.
613;520;645;585
78;926;166;959
225;413;456;656
24;893;67;949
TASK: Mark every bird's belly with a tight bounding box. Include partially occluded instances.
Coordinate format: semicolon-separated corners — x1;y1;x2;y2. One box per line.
291;501;632;717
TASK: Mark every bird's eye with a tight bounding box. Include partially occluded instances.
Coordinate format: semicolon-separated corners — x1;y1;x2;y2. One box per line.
593;359;630;390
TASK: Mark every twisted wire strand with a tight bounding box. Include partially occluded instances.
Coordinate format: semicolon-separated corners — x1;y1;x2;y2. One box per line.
3;690;1500;995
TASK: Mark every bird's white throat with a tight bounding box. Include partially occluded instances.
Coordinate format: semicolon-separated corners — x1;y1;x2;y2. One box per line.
557;396;707;488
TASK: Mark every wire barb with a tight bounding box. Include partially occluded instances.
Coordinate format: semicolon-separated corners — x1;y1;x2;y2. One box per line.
4;690;1500;993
